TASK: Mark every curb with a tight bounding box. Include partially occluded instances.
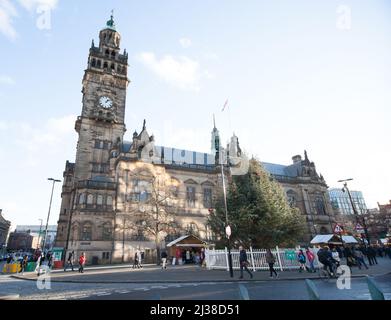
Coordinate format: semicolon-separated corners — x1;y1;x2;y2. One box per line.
11;272;388;285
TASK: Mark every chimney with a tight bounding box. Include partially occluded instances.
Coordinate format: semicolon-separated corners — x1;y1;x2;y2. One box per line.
292;155;302;164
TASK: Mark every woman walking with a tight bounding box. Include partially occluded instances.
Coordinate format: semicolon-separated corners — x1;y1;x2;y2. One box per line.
78;252;86;273
266;249;278;279
298;249;306;273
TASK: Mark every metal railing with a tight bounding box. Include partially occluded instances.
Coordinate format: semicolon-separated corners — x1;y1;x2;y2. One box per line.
205;247;323;271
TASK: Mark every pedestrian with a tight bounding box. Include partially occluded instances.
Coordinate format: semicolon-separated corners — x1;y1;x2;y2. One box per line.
367;246;378;265
200;248;206;267
161;251;168;269
305;248;316;273
239;246;253;279
331;248;341;267
64;251;75;272
266;248;278;278
20;255;28;275
137;250;143;268
132;251;139;269
186;250;190;264
47;253;53;269
353;247;368;270
35;253;42;276
298;249;306;273
78;252;86;273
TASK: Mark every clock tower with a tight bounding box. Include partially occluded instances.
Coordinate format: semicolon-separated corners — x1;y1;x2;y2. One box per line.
74;14;129;181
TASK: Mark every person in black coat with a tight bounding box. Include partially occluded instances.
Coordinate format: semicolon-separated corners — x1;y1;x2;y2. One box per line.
367;246;378;265
239;246;253;279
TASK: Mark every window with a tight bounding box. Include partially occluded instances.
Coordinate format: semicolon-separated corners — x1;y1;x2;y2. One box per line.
203;188;212;208
97;195;103;206
97;60;101;68
107;196;113;206
103;62;108;69
81;224;92;241
87;194;94;205
91;58;96;67
186;222;199;236
105;49;110;57
286;190;298;208
102;252;110;260
102;225;112;241
315;196;326;215
78;193;85;205
186;186;196;207
111;51;116;58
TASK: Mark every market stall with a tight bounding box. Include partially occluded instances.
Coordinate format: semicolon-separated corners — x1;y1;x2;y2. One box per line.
166;235;211;265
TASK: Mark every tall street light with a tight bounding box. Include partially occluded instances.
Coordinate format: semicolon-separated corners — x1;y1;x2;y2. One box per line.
42;178;61;252
338;178;371;245
219;147;234;278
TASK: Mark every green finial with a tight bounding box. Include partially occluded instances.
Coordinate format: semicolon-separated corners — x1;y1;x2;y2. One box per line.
106;10;116;30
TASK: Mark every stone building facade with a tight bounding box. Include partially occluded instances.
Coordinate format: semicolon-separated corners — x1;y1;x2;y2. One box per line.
0;209;11;250
54;16;335;263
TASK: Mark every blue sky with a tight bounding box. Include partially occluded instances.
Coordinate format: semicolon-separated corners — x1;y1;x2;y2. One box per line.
0;0;390;227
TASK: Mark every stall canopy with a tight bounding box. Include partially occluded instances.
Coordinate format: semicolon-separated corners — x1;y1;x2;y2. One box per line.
166;235;209;248
310;234;359;245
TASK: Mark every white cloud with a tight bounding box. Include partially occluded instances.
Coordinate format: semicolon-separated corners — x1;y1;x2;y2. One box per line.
137;52;203;91
0;75;15;85
179;37;192;49
0;0;58;40
0;0;18;40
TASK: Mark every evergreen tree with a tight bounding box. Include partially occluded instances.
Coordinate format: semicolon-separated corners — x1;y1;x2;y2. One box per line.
208;158;305;248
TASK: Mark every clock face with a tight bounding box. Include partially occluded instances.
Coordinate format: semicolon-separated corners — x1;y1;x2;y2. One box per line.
99;96;113;109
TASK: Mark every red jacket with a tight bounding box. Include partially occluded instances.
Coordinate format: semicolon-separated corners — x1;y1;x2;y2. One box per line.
79;256;86;265
306;250;315;262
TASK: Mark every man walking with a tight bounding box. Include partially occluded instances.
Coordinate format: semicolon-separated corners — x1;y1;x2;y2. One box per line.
367;245;378;266
239;246;253;279
353;247;368;270
64;251;75;272
266;248;278;278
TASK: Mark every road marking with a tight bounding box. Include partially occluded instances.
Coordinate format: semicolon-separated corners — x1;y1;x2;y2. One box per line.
117;290;130;294
96;292;112;296
133;288;150;291
150;285;167;289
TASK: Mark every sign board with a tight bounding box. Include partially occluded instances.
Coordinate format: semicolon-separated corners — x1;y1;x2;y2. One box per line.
334;224;344;234
285;250;296;260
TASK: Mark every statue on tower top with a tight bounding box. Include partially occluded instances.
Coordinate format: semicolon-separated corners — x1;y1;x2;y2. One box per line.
106;10;116;30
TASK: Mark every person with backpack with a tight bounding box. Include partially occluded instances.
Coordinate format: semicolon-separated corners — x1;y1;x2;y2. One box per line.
298;249;307;272
305;248;316;273
266;248;278;278
78;252;86;273
239;246;253;279
317;246;336;275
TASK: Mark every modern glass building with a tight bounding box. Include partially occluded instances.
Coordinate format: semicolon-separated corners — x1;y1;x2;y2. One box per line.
328;188;368;215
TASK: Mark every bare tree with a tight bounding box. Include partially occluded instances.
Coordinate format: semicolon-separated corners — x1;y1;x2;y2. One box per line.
126;169;182;264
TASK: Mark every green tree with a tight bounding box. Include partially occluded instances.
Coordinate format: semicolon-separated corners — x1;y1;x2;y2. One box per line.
208;158;305;248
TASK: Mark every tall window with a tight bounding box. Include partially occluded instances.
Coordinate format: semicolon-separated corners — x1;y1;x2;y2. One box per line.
87;194;94;205
97;195;103;206
315;196;326;215
203;188;212;208
186;186;196;207
107;196;113;207
78;193;85;205
81;224;92;241
102;224;112;241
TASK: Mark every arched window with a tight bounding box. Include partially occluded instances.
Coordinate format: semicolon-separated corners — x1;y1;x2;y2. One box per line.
78;193;85;205
102;223;112;241
110;63;115;70
315;196;326;215
87;194;94;205
111;51;116;58
97;195;103;206
81;223;92;241
107;196;113;206
286;190;298;208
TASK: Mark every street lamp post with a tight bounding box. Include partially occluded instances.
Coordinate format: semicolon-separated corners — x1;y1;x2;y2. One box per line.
338;178;371;245
220;148;234;278
42;178;61;252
